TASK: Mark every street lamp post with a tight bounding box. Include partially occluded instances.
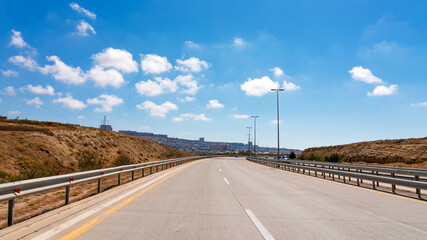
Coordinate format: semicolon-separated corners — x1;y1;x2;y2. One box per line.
247;126;252;154
271;88;284;160
251;116;259;156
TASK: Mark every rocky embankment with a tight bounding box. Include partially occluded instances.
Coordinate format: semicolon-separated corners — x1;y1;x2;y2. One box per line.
301;137;427;168
0;118;196;182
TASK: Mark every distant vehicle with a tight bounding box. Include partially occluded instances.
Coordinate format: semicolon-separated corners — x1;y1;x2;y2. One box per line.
235;154;239;158
280;155;290;160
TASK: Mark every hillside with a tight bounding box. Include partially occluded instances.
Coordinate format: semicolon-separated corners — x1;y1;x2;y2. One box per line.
0;118;196;182
300;137;427;168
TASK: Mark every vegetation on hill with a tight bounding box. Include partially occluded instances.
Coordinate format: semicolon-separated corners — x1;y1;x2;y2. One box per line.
300;137;427;168
0;118;196;183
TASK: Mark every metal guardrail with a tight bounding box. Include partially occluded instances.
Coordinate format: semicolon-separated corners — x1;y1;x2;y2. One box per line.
0;156;203;227
247;157;427;199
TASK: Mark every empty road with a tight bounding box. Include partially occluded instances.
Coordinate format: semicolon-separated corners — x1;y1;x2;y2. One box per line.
3;157;427;239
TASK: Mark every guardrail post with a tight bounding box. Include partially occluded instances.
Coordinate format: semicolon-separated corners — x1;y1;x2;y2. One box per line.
118;173;121;185
415;175;421;198
371;171;376;189
132;171;135;181
65;185;70;205
98;178;101;193
150;166;152;174
348;168;351;182
391;173;396;193
343;174;346;183
376;171;379;187
156;165;158;172
338;168;340;179
8;199;14;226
142;168;145;177
360;170;363;183
315;170;317;177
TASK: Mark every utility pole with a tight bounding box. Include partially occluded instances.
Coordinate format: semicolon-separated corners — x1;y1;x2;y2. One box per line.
247;127;252;154
271;88;284;159
251;116;259;156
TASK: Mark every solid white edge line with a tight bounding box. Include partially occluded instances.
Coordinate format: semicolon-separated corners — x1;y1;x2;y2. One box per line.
223;177;230;185
365;211;427;235
33;165;190;240
245;209;275;240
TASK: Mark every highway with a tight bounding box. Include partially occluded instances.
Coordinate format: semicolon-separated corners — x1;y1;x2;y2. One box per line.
3;157;427;239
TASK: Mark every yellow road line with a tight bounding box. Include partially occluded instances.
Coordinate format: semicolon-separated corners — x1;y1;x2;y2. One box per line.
58;161;200;240
250;160;427;205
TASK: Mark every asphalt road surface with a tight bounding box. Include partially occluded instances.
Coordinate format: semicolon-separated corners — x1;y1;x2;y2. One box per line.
5;157;427;239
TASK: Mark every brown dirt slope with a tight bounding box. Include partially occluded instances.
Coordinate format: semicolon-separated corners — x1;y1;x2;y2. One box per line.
301;137;427;168
0;118;196;182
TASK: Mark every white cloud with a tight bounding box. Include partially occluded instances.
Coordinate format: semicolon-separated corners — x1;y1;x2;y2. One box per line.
9;29;28;48
78;115;85;120
207;99;224;109
233;37;245;47
178;96;196;102
69;3;96;19
184;41;201;48
8;111;21;115
26;97;43;108
271;67;284;78
271;120;283;125
283;81;301;91
241;76;278;96
87;94;123;112
411;102;427;107
1;70;18;77
40;56;86;85
367;84;398;96
139;126;150;131
175;57;209;73
76;20;96;36
4;86;15;96
172;117;183;122
175;113;211;121
9;56;38;71
230;114;250;119
349;66;383;84
53;95;87;110
136;101;178;118
135;77;178;97
175;74;199;95
87;66;124;88
140;54;172;74
373;41;398;53
21;85;55;95
91;48;138;73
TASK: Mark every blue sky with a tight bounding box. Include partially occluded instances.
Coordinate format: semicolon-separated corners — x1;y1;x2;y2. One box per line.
1;0;426;150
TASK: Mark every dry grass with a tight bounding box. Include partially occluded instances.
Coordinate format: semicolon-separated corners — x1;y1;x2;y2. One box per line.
0;118;196;183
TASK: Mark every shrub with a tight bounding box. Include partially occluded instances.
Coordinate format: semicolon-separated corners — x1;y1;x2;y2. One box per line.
289;151;296;159
306;152;322;161
113;154;133;166
77;150;103;170
324;152;341;163
18;159;52;179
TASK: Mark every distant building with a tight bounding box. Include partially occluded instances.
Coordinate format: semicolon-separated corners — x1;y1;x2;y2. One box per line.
199;137;205;142
99;116;112;131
